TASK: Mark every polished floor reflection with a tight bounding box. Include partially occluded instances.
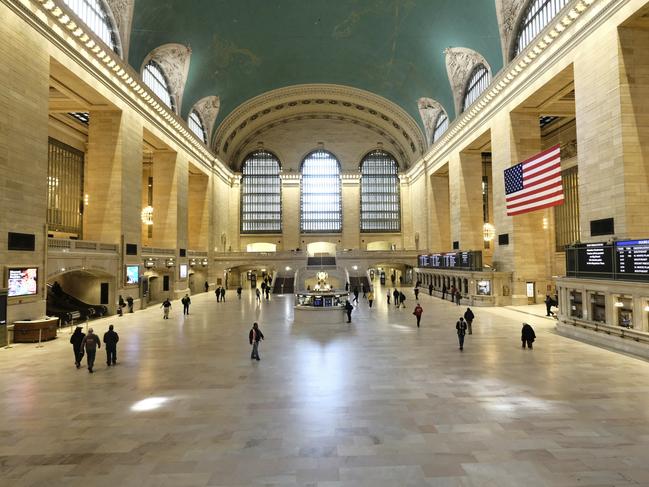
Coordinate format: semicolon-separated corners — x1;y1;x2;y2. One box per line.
2;288;649;486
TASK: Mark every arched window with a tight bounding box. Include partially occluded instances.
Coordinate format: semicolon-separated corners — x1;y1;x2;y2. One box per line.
514;0;570;58
462;64;490;112
432;112;449;143
300;150;342;233
188;110;207;144
360;150;400;233
63;0;120;55
241;151;282;233
142;61;175;111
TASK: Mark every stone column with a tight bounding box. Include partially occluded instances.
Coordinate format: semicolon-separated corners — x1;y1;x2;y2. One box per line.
188;171;210;251
281;174;300;250
449;151;483;251
342;176;360;250
0;3;50;324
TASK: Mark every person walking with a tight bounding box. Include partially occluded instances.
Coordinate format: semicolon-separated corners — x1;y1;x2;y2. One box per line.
126;295;134;313
464;307;475;335
181;294;191;315
413;303;423;328
161;298;172;319
70;326;85;368
399;291;406;308
428;283;433;296
521;323;536;349
204;281;209;293
81;327;101;373
456;317;467;351
249;322;264;361
265;285;270;300
393;288;399;308
386;290;391;305
367;290;374;308
450;285;456;302
255;287;261;303
442;284;447;300
414;287;420;301
545;294;553;317
237;286;242;299
344;300;354;323
361;283;366;298
455;289;462;306
345;282;349;292
215;286;221;302
352;287;359;304
220;287;226;302
103;324;119;366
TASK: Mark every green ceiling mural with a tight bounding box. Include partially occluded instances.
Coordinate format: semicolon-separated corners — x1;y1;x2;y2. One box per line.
129;0;503;132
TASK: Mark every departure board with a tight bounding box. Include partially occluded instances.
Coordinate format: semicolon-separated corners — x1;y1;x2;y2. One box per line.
616;239;649;280
417;251;482;271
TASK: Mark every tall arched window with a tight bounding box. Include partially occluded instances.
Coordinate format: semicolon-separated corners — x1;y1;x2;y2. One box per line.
513;0;570;58
188;110;207;144
360;150;400;233
300;150;342;233
241;151;282;233
432;112;449;144
142;61;175;111
462;64;490;112
63;0;120;55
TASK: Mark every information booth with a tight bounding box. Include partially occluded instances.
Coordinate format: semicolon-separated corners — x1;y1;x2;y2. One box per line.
294;291;349;324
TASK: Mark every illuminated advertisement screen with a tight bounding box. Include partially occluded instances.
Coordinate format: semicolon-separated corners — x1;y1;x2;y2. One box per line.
125;265;139;285
8;267;38;297
179;264;188;279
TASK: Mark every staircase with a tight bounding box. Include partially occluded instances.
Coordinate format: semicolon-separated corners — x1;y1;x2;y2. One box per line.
348;275;371;293
272;277;294;294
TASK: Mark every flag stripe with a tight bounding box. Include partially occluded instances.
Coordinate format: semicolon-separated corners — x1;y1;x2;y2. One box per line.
504;144;564;216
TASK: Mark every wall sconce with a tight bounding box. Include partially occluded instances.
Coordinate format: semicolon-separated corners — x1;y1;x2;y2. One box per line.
141;206;154;225
644;305;649;312
614;301;624;308
285;266;291;271
352;265;358;270
483;223;495;242
84;194;89;206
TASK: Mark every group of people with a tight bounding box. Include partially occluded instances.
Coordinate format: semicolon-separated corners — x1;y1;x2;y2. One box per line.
69;324;119;373
117;295;134;316
386;288;407;308
441;284;463;305
214;286;227;302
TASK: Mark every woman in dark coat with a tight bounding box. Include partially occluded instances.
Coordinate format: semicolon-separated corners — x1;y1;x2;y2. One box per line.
70;326;85;368
521;323;536;349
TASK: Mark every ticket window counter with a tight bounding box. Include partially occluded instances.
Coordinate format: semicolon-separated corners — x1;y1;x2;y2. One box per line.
569;290;583;319
614;296;633;328
590;293;606;323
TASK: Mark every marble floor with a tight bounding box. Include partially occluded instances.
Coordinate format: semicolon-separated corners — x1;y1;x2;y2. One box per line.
2;287;649;487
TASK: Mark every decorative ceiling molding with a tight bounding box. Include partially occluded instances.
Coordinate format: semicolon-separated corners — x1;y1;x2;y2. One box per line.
417;98;446;148
191;96;220;143
495;0;528;63
444;47;491;117
214;84;426;170
141;43;192;115
105;0;134;59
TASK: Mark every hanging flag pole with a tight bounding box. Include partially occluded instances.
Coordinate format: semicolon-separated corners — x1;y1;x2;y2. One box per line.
504;144;564;216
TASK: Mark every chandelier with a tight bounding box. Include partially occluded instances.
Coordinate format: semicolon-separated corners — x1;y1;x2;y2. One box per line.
141;206;154;225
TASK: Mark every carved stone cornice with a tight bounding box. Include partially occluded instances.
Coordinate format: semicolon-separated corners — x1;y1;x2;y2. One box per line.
495;0;528;62
141;43;192;115
191;96;220;144
417;98;447;148
105;0;134;59
444;47;491;117
214;84;426;170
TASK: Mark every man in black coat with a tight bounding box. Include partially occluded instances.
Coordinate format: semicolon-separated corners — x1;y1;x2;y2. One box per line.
456;317;467;351
103;324;119;366
344;300;354;323
521;323;536;349
464;308;475;335
249;322;264;361
70;326;85;368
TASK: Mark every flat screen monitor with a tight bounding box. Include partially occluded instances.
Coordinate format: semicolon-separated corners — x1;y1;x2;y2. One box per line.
179;264;188;279
125;265;139;285
7;267;38;297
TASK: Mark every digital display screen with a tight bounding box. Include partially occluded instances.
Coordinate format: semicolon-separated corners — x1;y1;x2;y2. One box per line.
7;268;38;297
417;252;481;270
616;240;649;280
125;265;139;285
430;254;442;268
179;264;188;279
313;297;323;307
566;242;614;279
477;280;491;295
418;255;429;267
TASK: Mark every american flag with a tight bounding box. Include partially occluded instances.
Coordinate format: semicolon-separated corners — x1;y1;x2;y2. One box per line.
504;144;564;216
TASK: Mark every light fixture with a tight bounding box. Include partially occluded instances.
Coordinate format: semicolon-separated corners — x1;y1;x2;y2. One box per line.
483;223;495;242
141;206;154;225
285;266;291;271
614;301;624;308
644;305;649;312
84;194;89;206
352;265;358;270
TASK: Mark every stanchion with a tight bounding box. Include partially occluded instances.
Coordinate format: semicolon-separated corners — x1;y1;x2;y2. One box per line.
4;326;13;349
36;328;44;349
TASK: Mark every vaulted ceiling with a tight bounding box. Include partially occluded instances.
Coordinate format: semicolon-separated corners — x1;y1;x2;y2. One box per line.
128;0;503;137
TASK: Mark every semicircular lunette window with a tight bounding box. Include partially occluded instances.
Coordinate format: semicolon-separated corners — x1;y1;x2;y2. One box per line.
360;150;400;233
432;112;449;144
142;61;175;111
514;0;570;58
463;64;491;113
241;151;282;234
301;150;342;233
188;110;207;144
63;0;120;55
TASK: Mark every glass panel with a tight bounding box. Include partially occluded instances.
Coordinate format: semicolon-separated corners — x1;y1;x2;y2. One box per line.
514;0;570;57
463;65;490;112
188;111;207;143
300;150;342;233
63;0;120;54
360;150;400;233
432;113;449;143
241;151;282;233
47;138;84;236
142;61;174;111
